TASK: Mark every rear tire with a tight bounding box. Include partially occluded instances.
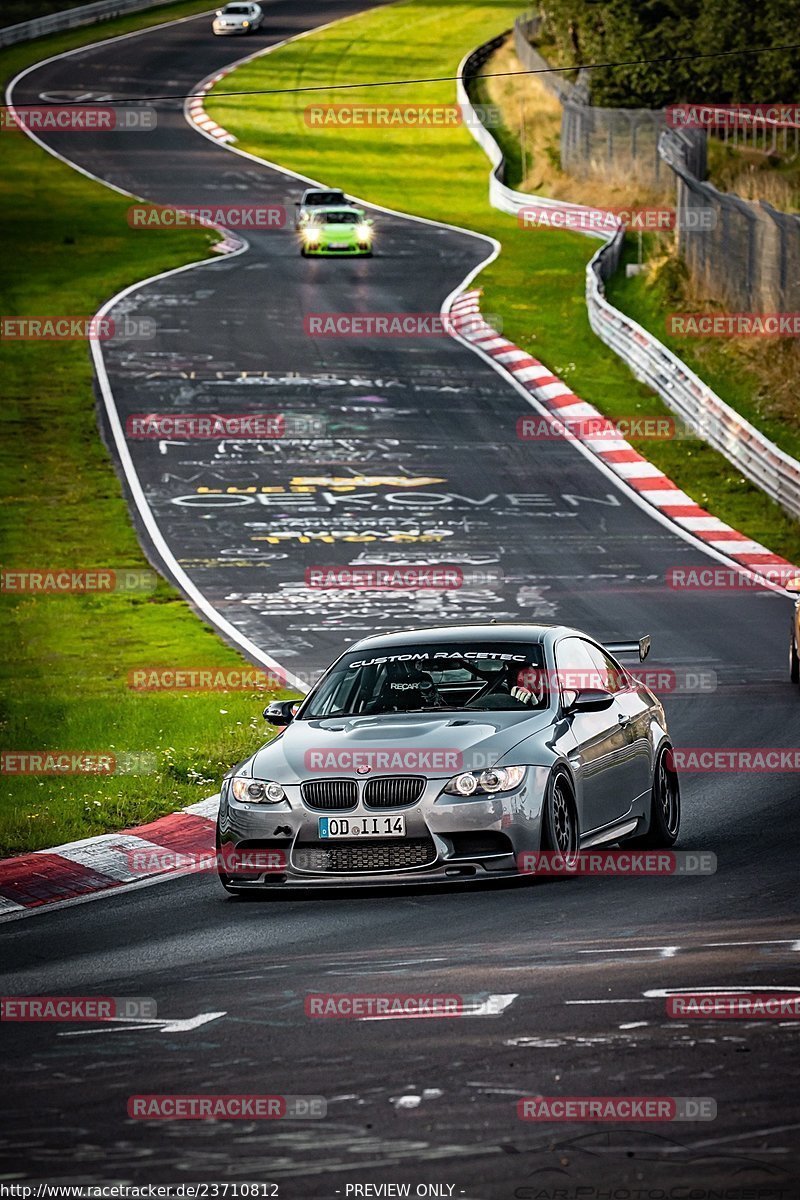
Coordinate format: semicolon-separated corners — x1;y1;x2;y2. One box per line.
626;746;680;848
790;630;799;683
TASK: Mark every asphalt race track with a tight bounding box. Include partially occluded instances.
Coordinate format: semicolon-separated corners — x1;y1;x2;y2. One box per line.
3;1;800;1194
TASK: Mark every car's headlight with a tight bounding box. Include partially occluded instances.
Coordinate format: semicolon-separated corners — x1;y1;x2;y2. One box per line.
242;19;250;26
356;223;373;241
231;777;287;804
302;228;320;243
442;766;526;797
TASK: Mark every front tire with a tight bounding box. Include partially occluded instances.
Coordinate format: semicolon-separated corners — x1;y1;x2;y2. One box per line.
216;823;234;892
627;746;681;848
541;771;579;866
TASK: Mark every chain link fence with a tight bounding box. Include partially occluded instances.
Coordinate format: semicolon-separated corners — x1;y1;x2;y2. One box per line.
659;129;800;311
511;14;797;311
512;14;709;188
511;13;579;105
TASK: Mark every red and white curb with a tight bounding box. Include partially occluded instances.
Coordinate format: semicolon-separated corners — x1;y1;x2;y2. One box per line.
186;66;237;144
449;290;797;583
184;68;247;254
0;795;219;916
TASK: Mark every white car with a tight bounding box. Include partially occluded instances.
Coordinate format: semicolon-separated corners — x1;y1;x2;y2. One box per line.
212;2;262;34
294;188;348;228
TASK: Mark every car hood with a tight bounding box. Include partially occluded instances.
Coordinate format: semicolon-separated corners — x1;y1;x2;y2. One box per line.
247;709;553;782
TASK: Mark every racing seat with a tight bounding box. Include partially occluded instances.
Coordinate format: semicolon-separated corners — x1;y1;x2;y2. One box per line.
368;661;439;712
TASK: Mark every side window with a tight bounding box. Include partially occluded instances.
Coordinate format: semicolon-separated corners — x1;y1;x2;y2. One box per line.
583;643;630;694
554;637;602;695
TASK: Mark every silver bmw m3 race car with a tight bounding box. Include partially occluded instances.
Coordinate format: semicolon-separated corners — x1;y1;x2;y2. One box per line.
216;623;681;893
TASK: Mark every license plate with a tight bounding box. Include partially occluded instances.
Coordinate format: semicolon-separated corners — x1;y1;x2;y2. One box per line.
318;815;406;839
327;242;349;250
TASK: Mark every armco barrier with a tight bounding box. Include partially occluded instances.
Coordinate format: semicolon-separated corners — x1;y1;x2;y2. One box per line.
0;0;182;47
458;37;604;228
456;41;800;525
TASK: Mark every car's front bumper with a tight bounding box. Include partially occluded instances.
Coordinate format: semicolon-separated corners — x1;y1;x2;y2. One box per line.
302;242;371;255
212;21;249;33
302;235;374;254
217;767;549;890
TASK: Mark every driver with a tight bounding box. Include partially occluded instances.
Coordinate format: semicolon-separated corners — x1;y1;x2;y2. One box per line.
510;666;547;707
463;662;546;709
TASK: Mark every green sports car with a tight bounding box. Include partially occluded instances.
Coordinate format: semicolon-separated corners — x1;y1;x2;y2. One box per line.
299;206;374;257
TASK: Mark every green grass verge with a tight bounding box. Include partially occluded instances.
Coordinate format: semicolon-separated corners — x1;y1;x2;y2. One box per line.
0;0;285;858
206;0;800;565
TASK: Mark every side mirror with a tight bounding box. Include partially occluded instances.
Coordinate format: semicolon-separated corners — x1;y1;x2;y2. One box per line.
564;687;615;713
263;700;297;726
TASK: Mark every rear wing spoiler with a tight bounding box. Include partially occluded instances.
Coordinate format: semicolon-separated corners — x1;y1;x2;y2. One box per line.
605;635;651;661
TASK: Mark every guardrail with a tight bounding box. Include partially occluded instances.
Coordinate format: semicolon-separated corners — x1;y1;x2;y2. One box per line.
459;38;602;226
456;41;800;524
0;0;182;48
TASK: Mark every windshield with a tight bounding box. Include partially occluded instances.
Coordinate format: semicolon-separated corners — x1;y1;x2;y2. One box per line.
304;192;345;206
313;211;360;225
224;5;250;11
301;641;549;719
